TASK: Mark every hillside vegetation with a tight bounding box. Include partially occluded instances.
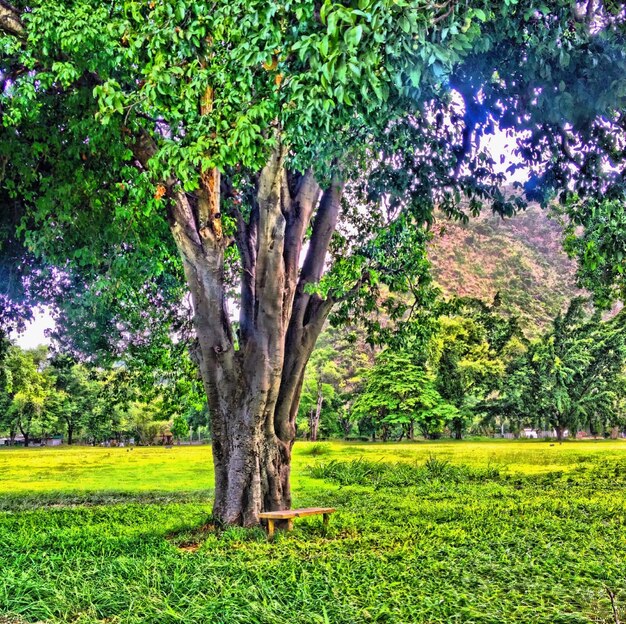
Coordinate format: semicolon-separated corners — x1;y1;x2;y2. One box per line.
429;206;581;333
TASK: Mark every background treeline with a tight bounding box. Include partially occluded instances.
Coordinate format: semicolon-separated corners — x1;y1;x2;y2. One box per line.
0;334;208;446
2;293;625;445
297;296;626;442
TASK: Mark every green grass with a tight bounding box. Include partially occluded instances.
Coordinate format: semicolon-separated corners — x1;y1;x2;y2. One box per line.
2;440;626;623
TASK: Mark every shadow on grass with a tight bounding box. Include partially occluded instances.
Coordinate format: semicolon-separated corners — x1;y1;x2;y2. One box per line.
0;489;214;512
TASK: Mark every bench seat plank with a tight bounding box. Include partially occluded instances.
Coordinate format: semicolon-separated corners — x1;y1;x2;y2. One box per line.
259;507;335;520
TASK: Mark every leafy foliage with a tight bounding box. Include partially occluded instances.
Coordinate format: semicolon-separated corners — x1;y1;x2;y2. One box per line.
347;296;524;440
559;195;626;307
0;342;207;445
493;298;626;437
353;350;449;440
2;0;625;356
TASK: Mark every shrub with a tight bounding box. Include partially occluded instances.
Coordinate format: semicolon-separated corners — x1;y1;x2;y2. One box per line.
301;442;332;457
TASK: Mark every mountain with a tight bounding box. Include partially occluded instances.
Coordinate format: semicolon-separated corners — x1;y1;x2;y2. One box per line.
428;205;583;334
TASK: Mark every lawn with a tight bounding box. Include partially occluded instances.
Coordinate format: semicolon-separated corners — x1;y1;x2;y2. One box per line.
1;440;626;623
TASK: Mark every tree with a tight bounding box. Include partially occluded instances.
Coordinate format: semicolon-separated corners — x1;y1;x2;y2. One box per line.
2;1;626;524
0;333;12;427
49;356;100;444
300;325;375;439
559;195;626;308
171;415;189;444
353;350;449;440
298;345;344;441
430;297;523;438
2;346;51;445
498;300;626;440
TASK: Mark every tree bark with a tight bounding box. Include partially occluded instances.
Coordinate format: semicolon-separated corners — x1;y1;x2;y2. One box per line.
382;424;390;442
19;415;31;447
0;1;24;39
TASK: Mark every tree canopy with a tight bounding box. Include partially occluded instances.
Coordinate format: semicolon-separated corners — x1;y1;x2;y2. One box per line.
2;1;624;351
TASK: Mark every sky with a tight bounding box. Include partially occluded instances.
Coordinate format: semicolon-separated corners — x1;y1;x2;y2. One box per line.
14;307;55;350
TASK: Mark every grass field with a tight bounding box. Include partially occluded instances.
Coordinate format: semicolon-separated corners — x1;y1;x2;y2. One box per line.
2;439;626;623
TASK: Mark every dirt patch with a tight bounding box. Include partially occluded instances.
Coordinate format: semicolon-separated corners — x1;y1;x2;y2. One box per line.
0;615;45;624
165;523;215;552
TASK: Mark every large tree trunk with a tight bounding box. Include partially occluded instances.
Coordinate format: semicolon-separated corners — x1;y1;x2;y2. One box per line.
160;142;342;526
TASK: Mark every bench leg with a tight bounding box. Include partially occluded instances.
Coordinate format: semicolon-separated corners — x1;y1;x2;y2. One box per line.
323;513;329;528
267;519;275;539
287;518;294;532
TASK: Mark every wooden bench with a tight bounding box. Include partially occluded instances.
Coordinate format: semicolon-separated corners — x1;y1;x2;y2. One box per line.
259;507;336;538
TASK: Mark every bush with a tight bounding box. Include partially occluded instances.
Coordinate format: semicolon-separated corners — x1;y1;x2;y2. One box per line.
301;442;331;457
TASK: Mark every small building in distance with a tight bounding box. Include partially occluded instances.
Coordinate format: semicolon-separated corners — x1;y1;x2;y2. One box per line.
0;435;64;447
520;428;538;439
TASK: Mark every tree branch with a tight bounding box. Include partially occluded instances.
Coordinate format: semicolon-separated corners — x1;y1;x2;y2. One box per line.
251;141;289;343
129;128;159;171
299;177;344;289
0;0;25;39
282;169;321;325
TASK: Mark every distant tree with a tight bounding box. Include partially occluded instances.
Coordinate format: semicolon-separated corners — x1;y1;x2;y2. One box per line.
298;347;338;441
186;404;210;441
49;357;100;444
353;351;449;441
0;334;13;429
171;415;189;444
430;297;524;438
3;347;51;446
610;375;626;435
419;402;461;440
498;300;626;440
298;325;375;439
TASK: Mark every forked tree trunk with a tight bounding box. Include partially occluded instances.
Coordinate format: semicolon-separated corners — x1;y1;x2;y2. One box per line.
159;141;343;526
